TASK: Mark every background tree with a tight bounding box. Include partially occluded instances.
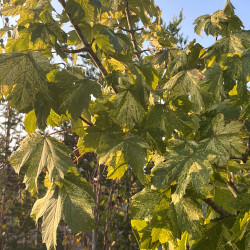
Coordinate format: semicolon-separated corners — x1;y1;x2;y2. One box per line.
0;0;249;249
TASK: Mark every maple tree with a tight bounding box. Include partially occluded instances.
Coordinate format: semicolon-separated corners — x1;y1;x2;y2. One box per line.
0;0;250;249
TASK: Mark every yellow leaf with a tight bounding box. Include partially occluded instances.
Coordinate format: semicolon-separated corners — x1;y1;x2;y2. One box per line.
44;172;53;189
207;56;216;67
131;220;148;231
247;74;250;82
151;228;173;243
107;58;125;71
229;84;237;96
199;48;206;58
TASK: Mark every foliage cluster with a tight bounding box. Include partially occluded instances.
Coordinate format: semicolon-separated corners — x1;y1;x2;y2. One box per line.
0;0;249;249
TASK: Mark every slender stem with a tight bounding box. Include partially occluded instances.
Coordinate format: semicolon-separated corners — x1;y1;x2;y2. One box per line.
203;198;232;218
104;180;114;249
124;0;141;64
119;26;144;33
73;145;84;153
92;164;102;250
61;47;90;53
79;115;94;126
73;152;87;163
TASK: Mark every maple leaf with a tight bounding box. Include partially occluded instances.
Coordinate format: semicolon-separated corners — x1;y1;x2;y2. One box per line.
110;89;145;129
200;113;246;166
31;172;95;249
53;69;102;119
0;52;52;113
151;139;214;202
163;69;205;110
98;134;149;182
9;132;73;193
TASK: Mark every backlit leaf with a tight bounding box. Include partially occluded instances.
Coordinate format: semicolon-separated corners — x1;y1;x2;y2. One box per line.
9;132;73;192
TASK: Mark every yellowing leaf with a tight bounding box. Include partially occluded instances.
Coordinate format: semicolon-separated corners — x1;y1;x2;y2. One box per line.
131;219;148;231
24;110;37;133
107;151;127;180
151;228;173;243
229;84;238;96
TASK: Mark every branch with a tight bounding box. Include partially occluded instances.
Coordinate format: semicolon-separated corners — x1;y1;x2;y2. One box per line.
57;0;118;94
124;1;142;64
203;198;232;218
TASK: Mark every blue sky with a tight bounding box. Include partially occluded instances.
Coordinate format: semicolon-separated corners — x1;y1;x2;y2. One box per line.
155;0;250;47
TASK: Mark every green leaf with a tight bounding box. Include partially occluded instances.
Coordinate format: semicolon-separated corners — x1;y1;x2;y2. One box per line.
231;211;250;244
174;194;203;238
193;1;243;38
151;139;214;202
65;0;85;24
192;218;236;250
9;132;73;192
130;189;165;219
200;113;246;166
61;172;96;233
145;104;197;140
222;49;250;99
110;89;145;129
151;200;181;239
151;228;173;244
88;0;102;10
106;151;127;180
29;22;67;44
61;79;101;120
0;52;52;113
200;63;225;107
131;219;148;232
163;69;205;110
202;31;250;62
230;192;250;212
54;69;102;119
31;173;95;249
98;134;149;182
100;29;123;52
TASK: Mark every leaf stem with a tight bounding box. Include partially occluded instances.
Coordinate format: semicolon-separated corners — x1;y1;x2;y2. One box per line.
73;152;87;163
60;47;90;53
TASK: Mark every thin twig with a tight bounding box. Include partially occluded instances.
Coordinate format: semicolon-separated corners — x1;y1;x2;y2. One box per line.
73;152;87;163
60;47;90;53
79;115;94;126
119;26;144;33
203;198;232;218
124;0;142;64
73;145;84;153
